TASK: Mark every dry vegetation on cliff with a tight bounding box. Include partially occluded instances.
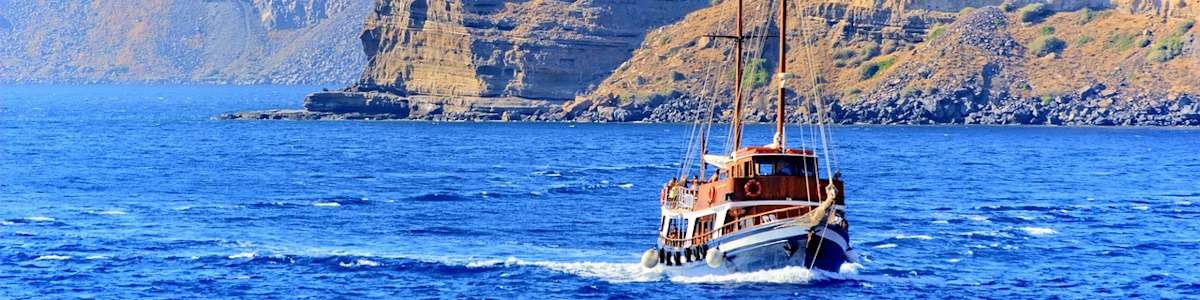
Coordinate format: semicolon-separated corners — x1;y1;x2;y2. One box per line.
567;0;1200;125
225;0;1199;126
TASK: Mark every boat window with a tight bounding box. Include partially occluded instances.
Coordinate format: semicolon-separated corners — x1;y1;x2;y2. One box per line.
667;218;688;239
777;160;800;176
801;157;818;176
754;156;816;176
757;163;774;176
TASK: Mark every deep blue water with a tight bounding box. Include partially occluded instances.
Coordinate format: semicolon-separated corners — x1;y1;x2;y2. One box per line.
2;85;1199;298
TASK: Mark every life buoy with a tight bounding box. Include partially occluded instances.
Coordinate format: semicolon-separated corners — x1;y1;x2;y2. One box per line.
744;180;763;198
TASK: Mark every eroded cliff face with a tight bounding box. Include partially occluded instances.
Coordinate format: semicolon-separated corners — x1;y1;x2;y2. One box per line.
235;0;1198;125
0;0;372;84
300;0;707;120
568;0;1200;125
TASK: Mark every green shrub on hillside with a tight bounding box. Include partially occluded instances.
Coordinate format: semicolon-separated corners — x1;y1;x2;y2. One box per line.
1137;36;1152;48
744;58;769;87
1018;3;1052;23
859;56;896;80
927;23;948;41
1147;21;1194;63
1030;35;1066;57
1173;19;1196;36
1148;36;1185;62
1039;26;1056;36
1105;32;1135;51
1075;35;1093;47
1075;8;1095;25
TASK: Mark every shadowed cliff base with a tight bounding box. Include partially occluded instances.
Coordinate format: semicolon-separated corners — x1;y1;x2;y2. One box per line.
221;0;1200;126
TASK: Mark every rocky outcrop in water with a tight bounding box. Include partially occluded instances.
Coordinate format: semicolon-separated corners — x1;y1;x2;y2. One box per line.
0;0;372;85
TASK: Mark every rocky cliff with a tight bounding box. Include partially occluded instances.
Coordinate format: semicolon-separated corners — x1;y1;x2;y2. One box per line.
279;0;709;120
0;0;372;85
227;0;1199;125
565;0;1200;125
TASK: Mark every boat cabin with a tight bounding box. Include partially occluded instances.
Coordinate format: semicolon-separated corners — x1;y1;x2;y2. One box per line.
657;146;846;248
690;147;844;210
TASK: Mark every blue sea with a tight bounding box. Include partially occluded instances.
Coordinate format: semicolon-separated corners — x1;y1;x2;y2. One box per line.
2;85;1198;298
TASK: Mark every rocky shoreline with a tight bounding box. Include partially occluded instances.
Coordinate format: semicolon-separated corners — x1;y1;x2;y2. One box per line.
217;89;1200;126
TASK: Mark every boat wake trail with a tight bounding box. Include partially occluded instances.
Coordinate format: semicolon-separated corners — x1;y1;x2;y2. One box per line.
469;256;865;284
669;267;820;284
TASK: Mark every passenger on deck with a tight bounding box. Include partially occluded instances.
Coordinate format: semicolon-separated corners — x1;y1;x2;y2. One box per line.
667;176;676;202
665;178;678;202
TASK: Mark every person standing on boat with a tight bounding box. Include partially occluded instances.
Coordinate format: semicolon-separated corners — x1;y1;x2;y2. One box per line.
663;178;678;205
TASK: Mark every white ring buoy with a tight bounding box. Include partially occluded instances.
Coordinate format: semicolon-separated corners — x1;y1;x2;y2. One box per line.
706;247;724;268
641;248;659;269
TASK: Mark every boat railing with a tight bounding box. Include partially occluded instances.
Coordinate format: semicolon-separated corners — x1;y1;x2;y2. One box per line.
658;205;812;248
663;185;703;210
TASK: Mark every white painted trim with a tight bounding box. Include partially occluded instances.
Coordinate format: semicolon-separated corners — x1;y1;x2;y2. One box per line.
717;225;847;256
718;224;810;251
705;152;817;169
662;200;845;219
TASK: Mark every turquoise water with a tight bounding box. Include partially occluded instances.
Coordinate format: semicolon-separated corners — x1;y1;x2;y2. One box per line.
2;85;1199;298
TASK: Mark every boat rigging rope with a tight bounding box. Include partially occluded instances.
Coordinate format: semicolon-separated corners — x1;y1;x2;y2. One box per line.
722;0;775;155
789;0;841;272
679;61;729;181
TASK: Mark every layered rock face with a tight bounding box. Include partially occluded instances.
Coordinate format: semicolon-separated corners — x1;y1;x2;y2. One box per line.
302;0;707;120
569;0;1199;125
229;0;1198;125
0;0;372;84
839;6;1200;126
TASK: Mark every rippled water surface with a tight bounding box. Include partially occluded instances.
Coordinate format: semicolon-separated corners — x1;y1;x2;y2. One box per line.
2;86;1199;298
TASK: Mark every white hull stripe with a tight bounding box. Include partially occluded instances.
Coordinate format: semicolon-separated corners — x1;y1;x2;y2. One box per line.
718;225;809;252
664;200;846;218
718;225;848;255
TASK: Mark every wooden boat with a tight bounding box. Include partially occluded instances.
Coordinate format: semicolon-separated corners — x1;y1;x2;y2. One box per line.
640;0;855;275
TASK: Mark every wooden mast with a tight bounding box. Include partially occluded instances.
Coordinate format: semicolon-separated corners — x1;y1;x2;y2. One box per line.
731;0;745;151
774;0;788;149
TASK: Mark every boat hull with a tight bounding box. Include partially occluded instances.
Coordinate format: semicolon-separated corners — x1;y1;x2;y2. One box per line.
658;221;850;275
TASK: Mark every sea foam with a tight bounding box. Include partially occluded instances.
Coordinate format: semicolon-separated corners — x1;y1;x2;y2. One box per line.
25;216;55;222
1019;227;1057;236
